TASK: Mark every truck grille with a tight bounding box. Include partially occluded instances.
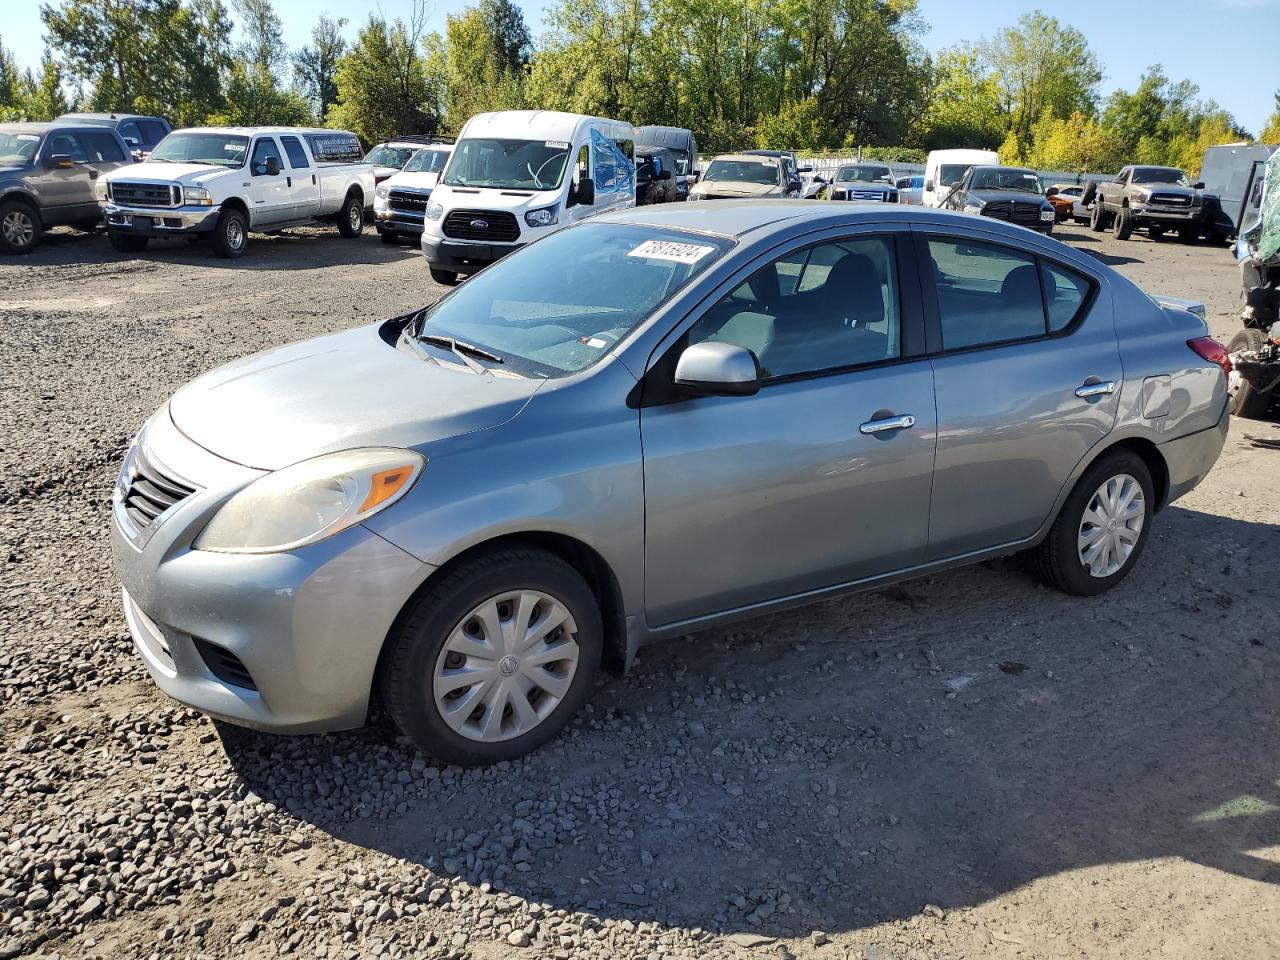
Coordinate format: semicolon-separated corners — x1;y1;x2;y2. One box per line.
840;189;895;201
1149;192;1192;207
442;209;520;242
122;447;196;531
981;201;1043;226
389;190;430;214
110;181;180;208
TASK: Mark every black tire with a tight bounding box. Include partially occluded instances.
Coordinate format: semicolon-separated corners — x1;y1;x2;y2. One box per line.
337;194;364;238
208;207;248;258
107;230;148;253
429;266;459;286
1089;201;1108;232
1226;328;1272;419
1113;207;1133;240
0;198;41;254
1080;181;1097;209
1027;450;1155;597
380;229;399;245
379;547;603;766
1178;223;1198;244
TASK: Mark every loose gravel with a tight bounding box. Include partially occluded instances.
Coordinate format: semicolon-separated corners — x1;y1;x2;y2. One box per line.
1;223;1278;960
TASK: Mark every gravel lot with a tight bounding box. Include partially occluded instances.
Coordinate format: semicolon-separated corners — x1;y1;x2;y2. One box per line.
1;220;1278;960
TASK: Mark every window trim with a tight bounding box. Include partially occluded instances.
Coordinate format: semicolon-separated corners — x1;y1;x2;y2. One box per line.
280;135;310;170
249;136;283;177
913;231;1099;357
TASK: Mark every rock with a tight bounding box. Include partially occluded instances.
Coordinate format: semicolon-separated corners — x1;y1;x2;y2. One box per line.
727;933;776;948
507;930;530;947
923;903;946;920
76;895;104;919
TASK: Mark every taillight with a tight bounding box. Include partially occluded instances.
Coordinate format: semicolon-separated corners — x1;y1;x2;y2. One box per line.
1187;337;1231;377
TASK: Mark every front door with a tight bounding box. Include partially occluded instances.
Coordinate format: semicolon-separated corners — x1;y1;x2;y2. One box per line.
38;130;96;222
917;229;1121;558
246;136;291;227
641;230;937;627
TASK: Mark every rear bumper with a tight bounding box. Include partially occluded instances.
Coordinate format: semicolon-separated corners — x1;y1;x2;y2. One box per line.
103;202;220;235
1159;405;1229;507
420;233;524;272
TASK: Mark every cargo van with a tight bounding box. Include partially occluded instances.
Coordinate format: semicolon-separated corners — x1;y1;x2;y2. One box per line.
420;111;635;284
634;125;698;199
923;148;999;208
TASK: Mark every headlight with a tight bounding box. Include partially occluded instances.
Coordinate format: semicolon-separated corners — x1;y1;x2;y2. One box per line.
963;200;984;213
194;448;425;554
1040;208;1055;221
425;200;444;221
95;179;109;201
183;186;213;206
524;205;558;228
375;184;389;199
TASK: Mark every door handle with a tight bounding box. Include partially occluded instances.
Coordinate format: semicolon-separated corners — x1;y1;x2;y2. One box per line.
287;176;292;187
859;414;916;435
312;174;316;185
1075;380;1116;398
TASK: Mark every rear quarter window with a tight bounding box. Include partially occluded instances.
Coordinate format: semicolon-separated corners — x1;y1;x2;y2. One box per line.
306;133;363;163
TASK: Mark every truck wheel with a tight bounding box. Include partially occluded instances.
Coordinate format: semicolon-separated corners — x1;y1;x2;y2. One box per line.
0;199;41;254
208;208;248;258
429;267;459;286
1089;201;1108;232
337;194;364;238
1226;328;1273;419
107;231;148;253
1178;223;1198;244
1113;208;1133;240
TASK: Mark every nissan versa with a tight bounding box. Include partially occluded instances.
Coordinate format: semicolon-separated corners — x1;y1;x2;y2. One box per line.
113;202;1230;766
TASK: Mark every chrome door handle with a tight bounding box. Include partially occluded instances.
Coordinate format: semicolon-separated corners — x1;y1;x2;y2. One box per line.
860;414;916;435
1075;380;1116;398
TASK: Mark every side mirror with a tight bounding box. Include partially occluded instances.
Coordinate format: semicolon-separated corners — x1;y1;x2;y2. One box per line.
692;169;701;182
924;179;934;192
659;169;672;181
574;177;595;206
1193;181;1205;190
1046;186;1059;197
673;342;760;397
48;154;74;169
264;156;281;176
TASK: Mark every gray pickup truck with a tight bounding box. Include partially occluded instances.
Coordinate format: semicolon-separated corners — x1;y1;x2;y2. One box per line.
1089;164;1205;242
0;122;134;254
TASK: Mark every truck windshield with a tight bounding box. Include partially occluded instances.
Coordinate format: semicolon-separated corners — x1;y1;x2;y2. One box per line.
668;148;691;176
704;159;780;185
1132;167;1189;185
365;144;419;169
411;224;731;377
403;147;451;173
836;165;894;184
0;130;42;166
443;138;570;191
149;133;248;167
970;169;1043;193
938;164;971;187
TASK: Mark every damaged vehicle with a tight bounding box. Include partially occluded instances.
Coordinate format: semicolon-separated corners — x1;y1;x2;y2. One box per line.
1228;153;1280;418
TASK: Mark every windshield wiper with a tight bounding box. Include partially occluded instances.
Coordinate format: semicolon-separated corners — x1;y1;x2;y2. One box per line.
418;333;504;374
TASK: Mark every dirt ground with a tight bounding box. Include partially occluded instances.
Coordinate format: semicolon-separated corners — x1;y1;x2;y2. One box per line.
0;219;1277;960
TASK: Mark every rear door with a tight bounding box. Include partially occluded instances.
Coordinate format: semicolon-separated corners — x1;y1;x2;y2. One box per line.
916;227;1121;558
280;135;320;219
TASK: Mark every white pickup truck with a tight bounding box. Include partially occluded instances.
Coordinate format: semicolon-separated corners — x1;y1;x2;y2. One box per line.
98;126;375;258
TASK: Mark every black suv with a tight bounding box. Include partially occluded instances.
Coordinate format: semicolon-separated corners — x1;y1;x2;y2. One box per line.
53;113;171;159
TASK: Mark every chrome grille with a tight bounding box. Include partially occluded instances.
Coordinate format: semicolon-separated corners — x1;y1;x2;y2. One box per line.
122;446;196;531
442;209;520;242
389;190;430;214
110;181;179;208
1149;192;1192;207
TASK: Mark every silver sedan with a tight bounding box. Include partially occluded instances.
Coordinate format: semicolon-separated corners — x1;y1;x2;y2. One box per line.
113;202;1230;766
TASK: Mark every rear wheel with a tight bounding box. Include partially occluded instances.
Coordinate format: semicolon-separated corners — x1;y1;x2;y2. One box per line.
1226;328;1273;419
1113;208;1133;240
337;194;364;238
429;266;459;286
0;199;41;254
208;207;248;258
380;548;603;766
1027;451;1154;596
107;230;148;253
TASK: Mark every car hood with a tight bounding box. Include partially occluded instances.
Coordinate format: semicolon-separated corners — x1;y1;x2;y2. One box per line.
970;189;1050;205
108;162;231;185
693;180;781;198
384;169;442;191
833;181;894;191
432;185;557;214
168;324;544;471
0;165;30;180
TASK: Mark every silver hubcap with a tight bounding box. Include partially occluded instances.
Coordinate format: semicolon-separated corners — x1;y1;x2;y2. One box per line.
350;205;361;229
3;211;34;246
432;589;579;742
227;219;244;249
1078;474;1145;578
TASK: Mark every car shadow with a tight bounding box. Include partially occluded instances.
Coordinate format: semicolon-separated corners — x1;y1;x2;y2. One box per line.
221;503;1280;940
1077;248;1145;267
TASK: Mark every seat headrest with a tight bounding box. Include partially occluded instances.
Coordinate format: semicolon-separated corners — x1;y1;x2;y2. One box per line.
821;252;885;326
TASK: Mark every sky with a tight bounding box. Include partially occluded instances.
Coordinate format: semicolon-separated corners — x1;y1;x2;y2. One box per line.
4;0;1278;135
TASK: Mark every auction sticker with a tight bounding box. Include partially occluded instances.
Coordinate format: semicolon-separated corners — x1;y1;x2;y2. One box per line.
628;239;716;264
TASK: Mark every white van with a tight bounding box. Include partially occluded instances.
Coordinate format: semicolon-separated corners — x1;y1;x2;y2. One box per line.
420;111;635;284
923;148;999;208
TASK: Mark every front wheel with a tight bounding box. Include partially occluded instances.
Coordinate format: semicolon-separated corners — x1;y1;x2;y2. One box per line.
1226;328;1272;419
380;548;603;766
337;195;364;238
1027;451;1154;596
208;208;248;258
107;230;148;253
0;199;41;254
1113;208;1133;240
429;266;459;286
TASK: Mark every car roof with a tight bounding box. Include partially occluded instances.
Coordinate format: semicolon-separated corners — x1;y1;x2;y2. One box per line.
54;112;163;123
461;110;630;142
0;122;53;135
636;144;671;155
970;165;1036;174
175;126;356;137
711;153;783;164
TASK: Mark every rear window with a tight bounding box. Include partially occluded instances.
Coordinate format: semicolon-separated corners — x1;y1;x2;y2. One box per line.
306;132;363;163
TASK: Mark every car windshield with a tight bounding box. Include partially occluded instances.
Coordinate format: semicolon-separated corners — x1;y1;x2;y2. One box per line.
410;224;731;377
836;164;893;184
970;169;1043;193
704;159;780;185
1132;167;1189;185
636;155;657;181
443;137;570;191
0;129;43;166
149;132;248;167
403;147;451;173
938;164;972;187
365;144;420;169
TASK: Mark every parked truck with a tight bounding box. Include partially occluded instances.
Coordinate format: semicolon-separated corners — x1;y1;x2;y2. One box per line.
98;126;374;258
1089;164;1205;242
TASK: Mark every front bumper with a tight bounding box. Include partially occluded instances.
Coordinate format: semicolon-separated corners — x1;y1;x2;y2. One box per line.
1130;206;1198;222
420;233;525;272
112;412;432;734
103;202;220;236
375;207;426;239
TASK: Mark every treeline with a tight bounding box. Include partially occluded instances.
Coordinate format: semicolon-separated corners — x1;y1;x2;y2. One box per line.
2;0;1277;175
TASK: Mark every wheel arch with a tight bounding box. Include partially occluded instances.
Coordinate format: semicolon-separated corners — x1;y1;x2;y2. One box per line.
1081;435;1171;512
345;183;365;205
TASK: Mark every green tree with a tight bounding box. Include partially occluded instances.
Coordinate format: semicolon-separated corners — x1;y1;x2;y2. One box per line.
207;61;313;125
1262;91;1280;145
755;97;824;150
0;36;24;116
1022;109;1124;173
479;0;531;72
22;51;72;121
442;3;528;129
293;15;347;120
233;0;284;72
911;45;1003;150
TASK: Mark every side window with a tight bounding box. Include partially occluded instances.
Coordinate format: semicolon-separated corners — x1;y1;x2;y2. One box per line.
591;130;617;192
83;132;126;163
117;120;142;145
139;120;168;145
46;131;87;163
689;236;901;379
573;144;589;183
927;238;1044;349
1042;262;1091;332
280;136;310;169
250;137;283;176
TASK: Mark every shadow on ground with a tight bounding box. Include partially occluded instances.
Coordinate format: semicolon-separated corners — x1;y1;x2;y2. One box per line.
223;503;1280;940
